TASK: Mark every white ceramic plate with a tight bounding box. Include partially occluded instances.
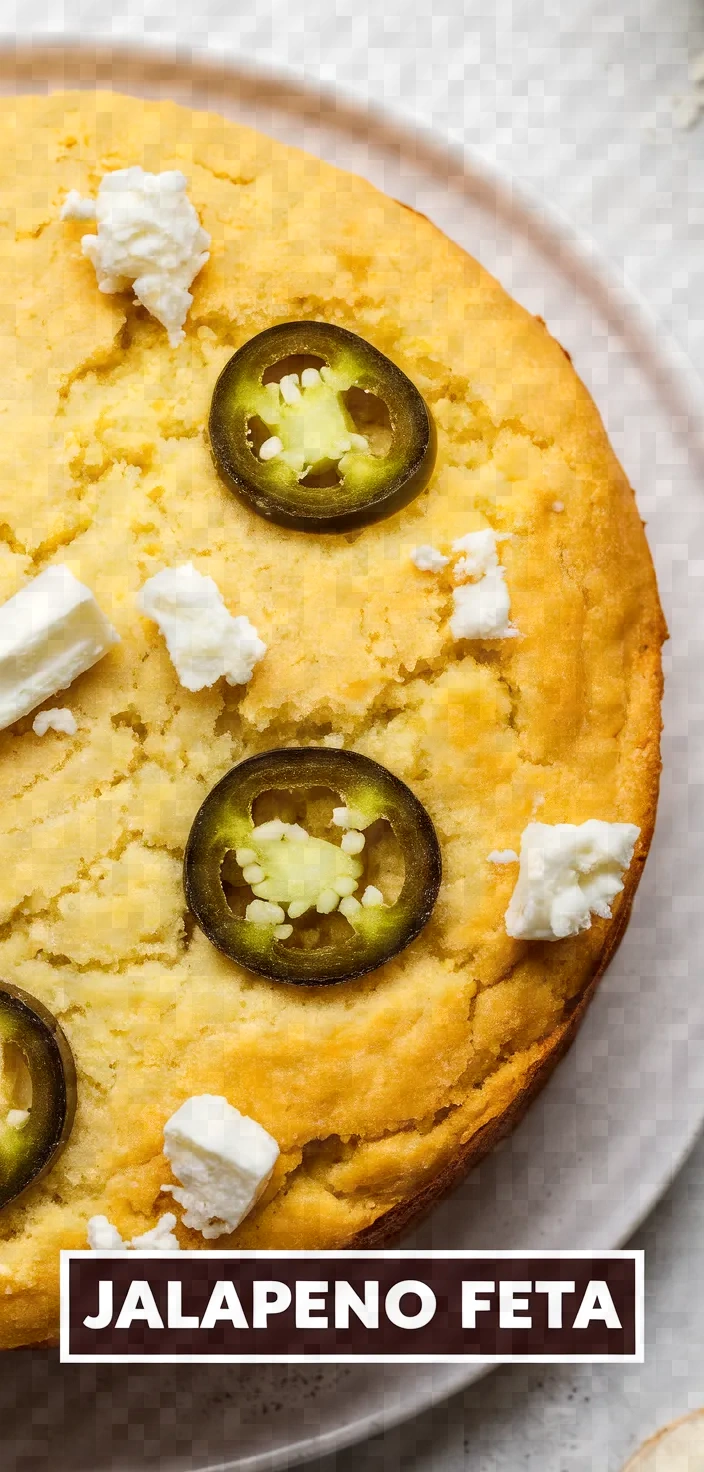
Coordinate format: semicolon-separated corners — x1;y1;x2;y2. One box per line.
2;42;704;1472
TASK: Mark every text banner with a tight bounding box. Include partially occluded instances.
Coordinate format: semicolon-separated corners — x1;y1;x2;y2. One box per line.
60;1250;644;1364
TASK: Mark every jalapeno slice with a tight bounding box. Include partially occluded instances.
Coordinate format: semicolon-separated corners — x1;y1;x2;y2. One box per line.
184;748;441;985
0;983;77;1211
208;322;436;532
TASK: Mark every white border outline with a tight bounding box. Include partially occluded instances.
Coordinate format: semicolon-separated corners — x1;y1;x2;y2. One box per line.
60;1248;644;1365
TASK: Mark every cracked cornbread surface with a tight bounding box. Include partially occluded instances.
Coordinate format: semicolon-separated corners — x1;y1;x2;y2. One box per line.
0;91;664;1349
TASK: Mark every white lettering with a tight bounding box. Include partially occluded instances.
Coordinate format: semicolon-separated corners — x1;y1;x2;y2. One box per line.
384;1280;436;1330
295;1280;329;1329
535;1280;575;1329
200;1280;248;1330
252;1280;292;1328
499;1280;532;1329
462;1281;495;1329
572;1280;621;1330
83;1280;114;1330
335;1280;379;1329
167;1280;199;1329
114;1280;164;1330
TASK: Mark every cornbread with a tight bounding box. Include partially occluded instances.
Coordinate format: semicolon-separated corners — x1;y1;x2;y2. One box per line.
0;91;665;1350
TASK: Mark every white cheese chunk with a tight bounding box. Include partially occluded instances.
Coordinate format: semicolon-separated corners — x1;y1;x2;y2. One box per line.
131;1213;180;1251
449;529;518;641
451;569;518;640
452;528;506;581
62;167;210;348
411;544;449;572
61;189;97;222
87;1212;181;1250
87;1215;125;1250
0;565;119;732
161;1094;280;1240
505;820;640;941
32;707;78;737
487;849;519;864
137;563;266;692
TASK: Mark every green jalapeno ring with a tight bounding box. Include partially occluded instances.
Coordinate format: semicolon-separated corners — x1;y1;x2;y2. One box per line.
208;321;437;533
184;748;442;986
0;982;77;1212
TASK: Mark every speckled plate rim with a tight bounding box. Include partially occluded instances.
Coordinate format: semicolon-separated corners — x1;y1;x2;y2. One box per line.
0;39;702;1472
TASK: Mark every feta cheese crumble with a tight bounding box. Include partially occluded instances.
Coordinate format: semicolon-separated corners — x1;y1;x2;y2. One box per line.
32;707;77;737
504;820;640;941
411;544;449;573
451;572;516;641
487;849;519;865
62;167;210;348
87;1213;181;1251
450;529;518;641
60;189;98;222
0;565;119;732
131;1214;180;1251
87;1215;125;1250
452;528;509;582
409;526;518;641
137;563;266;692
161;1095;280;1239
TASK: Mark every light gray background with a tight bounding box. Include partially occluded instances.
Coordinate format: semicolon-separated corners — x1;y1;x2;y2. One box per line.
1;1;702;1467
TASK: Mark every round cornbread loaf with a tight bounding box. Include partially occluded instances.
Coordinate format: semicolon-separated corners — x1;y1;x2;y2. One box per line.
0;92;665;1350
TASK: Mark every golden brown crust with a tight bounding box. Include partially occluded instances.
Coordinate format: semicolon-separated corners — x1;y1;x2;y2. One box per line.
0;91;665;1350
355;627;664;1248
354;843;646;1245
